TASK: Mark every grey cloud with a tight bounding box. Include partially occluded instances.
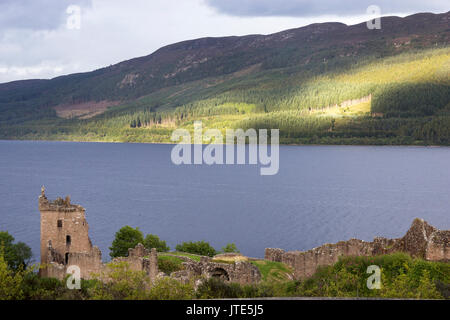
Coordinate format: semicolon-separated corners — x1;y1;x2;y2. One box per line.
0;0;92;30
204;0;449;17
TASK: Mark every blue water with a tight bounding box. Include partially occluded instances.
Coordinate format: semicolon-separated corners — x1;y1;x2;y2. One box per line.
0;140;449;262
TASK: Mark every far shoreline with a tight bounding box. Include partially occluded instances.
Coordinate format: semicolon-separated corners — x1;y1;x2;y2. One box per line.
0;138;448;149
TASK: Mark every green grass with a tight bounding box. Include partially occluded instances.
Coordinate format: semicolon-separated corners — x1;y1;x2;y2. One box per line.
158;255;184;264
157;255;185;274
250;260;293;282
161;252;202;262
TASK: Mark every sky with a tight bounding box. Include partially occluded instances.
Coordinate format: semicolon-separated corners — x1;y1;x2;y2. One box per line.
0;0;448;83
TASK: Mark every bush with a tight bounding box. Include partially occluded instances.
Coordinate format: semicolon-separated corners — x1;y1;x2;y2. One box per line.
196;278;247;299
89;261;150;300
221;243;239;253
148;277;195;300
0;231;32;270
0;251;25;300
21;273;96;300
109;226;144;258
175;241;217;257
144;234;170;252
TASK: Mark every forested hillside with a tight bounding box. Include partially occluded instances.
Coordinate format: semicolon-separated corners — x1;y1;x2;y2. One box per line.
0;12;449;145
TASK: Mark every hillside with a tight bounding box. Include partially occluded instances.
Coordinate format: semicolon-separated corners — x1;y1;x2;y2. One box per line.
0;11;449;145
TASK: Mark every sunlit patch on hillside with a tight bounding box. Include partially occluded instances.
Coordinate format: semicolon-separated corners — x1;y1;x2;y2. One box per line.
310;100;372;118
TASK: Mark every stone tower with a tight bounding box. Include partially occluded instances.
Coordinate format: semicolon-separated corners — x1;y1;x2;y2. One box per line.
38;187;102;279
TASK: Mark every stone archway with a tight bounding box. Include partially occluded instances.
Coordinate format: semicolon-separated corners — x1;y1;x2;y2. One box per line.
210;267;230;281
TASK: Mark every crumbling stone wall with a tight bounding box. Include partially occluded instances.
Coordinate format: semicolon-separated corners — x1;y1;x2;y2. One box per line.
426;230;450;261
111;244;158;282
171;256;261;285
45;262;67;280
67;247;103;280
265;219;449;279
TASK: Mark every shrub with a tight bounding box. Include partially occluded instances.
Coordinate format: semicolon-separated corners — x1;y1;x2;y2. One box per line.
0;251;25;300
196;278;269;299
109;226;144;258
148;277;195;300
89;261;150;300
0;231;32;270
221;243;239;253
175;241;217;257
144;234;170;252
196;278;246;299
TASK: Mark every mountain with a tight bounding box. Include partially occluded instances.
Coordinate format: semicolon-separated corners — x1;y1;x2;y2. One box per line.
0;11;449;145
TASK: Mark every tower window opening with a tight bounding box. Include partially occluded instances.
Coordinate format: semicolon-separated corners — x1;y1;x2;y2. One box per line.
66;235;71;245
65;252;69;264
57;220;63;228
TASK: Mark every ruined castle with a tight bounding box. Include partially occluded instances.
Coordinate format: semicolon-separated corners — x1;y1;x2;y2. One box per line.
38;188;260;284
39;187;448;285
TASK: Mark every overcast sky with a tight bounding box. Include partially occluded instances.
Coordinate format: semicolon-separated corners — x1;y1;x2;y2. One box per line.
0;0;448;83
